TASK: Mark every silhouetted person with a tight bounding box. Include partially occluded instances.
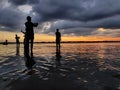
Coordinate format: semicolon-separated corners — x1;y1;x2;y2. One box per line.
15;34;20;56
23;16;37;70
25;16;38;57
56;46;61;67
15;34;20;45
55;29;61;49
3;40;8;45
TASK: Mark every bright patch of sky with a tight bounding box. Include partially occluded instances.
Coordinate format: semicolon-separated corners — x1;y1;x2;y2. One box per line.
18;5;32;14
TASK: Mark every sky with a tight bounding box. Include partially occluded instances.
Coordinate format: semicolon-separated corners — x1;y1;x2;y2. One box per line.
0;0;120;42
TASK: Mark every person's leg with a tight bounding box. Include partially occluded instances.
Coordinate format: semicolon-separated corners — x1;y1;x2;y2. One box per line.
56;40;59;48
24;38;29;57
58;40;61;49
59;43;60;49
31;38;34;57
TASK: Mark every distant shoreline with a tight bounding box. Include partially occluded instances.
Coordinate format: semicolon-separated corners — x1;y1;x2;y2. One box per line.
0;41;120;44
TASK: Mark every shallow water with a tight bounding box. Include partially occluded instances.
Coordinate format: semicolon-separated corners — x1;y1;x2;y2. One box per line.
0;43;120;90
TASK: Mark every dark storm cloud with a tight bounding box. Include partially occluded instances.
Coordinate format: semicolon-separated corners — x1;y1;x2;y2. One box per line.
0;6;25;31
0;0;120;37
8;0;39;5
32;0;120;22
30;0;120;37
83;15;120;29
32;0;85;21
8;0;27;5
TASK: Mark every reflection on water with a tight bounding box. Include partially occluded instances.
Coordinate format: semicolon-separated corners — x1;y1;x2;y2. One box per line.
55;46;61;67
16;44;20;56
0;43;120;89
0;43;120;72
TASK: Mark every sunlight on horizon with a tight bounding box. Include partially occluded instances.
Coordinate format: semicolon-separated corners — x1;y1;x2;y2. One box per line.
0;31;120;42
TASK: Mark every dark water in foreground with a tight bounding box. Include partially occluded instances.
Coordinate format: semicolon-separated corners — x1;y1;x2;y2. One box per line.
0;43;120;90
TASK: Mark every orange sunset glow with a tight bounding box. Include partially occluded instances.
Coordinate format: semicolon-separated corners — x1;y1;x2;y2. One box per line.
0;30;120;42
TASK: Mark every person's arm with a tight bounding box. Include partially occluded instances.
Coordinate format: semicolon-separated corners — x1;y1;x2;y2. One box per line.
21;30;25;34
33;22;38;27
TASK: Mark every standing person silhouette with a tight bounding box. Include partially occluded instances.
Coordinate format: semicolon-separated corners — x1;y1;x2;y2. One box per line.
25;16;38;57
15;34;20;45
55;29;61;49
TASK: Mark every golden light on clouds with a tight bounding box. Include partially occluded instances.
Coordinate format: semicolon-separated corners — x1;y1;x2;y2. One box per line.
0;30;120;42
98;28;106;32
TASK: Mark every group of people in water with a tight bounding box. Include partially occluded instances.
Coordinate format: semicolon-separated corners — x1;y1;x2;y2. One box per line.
15;16;61;70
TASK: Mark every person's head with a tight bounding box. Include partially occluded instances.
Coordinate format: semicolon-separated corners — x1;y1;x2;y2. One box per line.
56;28;59;32
27;16;31;22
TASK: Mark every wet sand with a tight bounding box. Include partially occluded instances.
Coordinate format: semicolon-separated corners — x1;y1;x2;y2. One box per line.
0;43;120;90
1;56;120;90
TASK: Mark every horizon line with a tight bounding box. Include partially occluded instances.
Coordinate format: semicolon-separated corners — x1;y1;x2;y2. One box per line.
0;40;120;44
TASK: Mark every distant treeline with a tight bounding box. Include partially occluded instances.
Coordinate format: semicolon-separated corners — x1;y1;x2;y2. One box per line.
0;41;120;44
